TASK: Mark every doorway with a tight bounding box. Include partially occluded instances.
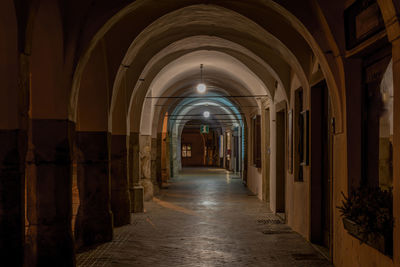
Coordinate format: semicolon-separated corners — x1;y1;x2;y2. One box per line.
181;128;219;167
276;106;286;214
310;81;333;256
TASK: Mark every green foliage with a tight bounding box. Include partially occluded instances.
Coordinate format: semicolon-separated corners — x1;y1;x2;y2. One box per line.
338;186;393;241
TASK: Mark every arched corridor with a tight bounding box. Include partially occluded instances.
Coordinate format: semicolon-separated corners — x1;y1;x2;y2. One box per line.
1;1;400;266
77;168;331;266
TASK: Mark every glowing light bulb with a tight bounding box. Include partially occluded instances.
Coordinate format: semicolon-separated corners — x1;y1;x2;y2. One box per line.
197;83;206;93
203;111;210;118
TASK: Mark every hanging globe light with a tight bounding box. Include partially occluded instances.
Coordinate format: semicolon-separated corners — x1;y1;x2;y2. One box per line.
197;83;206;93
196;64;207;94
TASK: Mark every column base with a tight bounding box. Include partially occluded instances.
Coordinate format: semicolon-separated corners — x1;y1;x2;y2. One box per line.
0;130;26;266
153;181;160;196
26;223;75;266
132;186;144;213
75;132;113;251
111;189;131;227
141;178;154;201
26;119;75;266
74;209;113;251
111;134;131;227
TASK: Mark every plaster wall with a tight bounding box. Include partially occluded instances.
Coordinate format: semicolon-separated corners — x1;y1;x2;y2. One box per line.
332;133;394;267
246;112;263;200
247;165;262;199
284;74;310;238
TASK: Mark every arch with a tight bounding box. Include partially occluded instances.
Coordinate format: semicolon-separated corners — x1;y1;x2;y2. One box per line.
70;0;344;136
148;76;260;140
164;94;246;176
138;50;271;137
115;5;306;136
134;72;260;135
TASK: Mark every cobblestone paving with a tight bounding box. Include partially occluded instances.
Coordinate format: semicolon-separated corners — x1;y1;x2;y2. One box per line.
77;168;332;267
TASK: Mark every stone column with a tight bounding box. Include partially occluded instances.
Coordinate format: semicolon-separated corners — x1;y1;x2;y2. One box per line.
165;132;171;181
129;132;144;212
156;133;162;186
110;135;130;227
139;135;153;200
0;130;26;266
151;137;159;195
25;120;75;266
74;132;113;250
171;131;179;177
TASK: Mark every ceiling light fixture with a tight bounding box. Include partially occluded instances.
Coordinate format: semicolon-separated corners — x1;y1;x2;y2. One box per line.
196;64;206;94
203;111;210;118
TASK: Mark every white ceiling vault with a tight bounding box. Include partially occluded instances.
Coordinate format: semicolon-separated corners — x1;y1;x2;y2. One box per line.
104;4;308;134
70;1;344;135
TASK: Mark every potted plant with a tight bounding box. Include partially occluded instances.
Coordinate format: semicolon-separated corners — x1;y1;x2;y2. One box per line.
338;186;393;256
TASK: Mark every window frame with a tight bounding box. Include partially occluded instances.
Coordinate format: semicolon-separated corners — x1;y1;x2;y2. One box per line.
182;143;192;158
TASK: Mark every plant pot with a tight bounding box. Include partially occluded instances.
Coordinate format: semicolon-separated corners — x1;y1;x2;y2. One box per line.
342;217;361;236
342;218;391;256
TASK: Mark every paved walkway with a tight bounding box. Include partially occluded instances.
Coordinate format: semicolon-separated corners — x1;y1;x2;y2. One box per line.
77;168;332;267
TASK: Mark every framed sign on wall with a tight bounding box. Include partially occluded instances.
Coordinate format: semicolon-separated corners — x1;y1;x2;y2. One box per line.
300;110;309;166
344;0;385;50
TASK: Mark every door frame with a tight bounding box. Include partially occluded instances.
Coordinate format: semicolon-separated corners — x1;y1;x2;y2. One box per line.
310;81;334;258
275;101;287;217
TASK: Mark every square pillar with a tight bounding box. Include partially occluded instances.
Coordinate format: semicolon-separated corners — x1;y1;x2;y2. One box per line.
0;130;26;266
25;120;75;266
74;132;113;250
151;137;159;196
156;133;162;186
111;135;131;226
132;186;144;213
129;132;143;212
139;135;154;201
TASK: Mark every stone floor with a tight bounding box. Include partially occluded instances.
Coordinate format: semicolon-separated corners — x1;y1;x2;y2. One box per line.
77;168;332;267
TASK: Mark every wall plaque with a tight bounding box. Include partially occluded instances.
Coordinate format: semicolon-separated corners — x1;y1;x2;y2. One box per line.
300;110;309;166
345;0;385;50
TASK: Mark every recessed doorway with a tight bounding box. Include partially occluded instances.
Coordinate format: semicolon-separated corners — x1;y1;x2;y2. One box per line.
310;81;333;257
276;105;286;216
